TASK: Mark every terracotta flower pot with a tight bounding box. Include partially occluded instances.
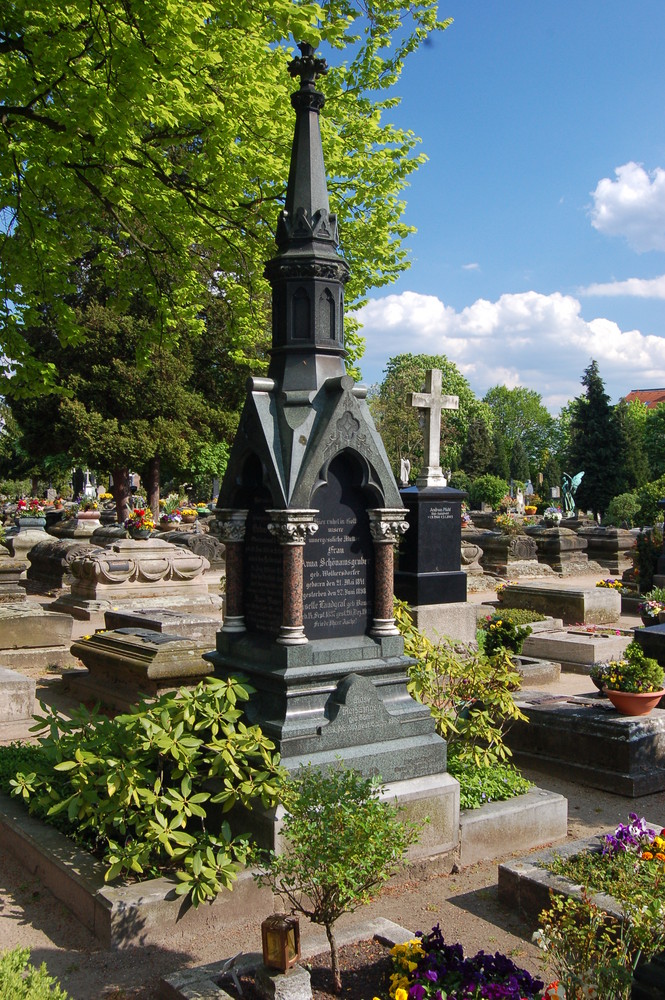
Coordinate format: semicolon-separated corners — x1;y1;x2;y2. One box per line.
605;688;665;716
76;510;100;521
181;514;197;523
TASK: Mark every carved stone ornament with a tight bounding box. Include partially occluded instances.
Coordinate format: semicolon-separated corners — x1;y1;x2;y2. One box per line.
267;509;319;545
70;541;208;587
368;508;410;543
215;509;249;544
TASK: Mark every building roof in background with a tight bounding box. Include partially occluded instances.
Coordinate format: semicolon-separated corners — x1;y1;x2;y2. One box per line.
622;389;665;408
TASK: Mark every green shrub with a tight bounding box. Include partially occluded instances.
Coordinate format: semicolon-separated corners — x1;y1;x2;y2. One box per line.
634;526;662;594
604;491;640;527
395;599;526;767
635;477;665;526
448;470;471;493
6;677;283;906
255;763;420;993
480;614;532;656
0;948;70;999
448;756;532;810
468;474;510;510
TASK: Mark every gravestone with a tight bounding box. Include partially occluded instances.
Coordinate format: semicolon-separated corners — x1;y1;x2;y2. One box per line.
207;44;457;857
394;369;474;641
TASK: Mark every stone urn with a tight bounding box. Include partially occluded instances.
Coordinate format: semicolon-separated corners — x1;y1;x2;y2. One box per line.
14;516;46;530
605;688;665;716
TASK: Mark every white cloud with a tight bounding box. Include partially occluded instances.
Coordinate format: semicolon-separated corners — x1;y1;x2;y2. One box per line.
357;289;665;410
590;162;665;252
580;273;665;299
462;262;480;271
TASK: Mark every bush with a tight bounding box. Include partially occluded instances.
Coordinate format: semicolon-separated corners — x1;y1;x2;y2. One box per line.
448;757;532;810
255;763;420;992
634;526;662;593
395;599;526;767
480;614;532;656
0;948;70;999
448;470;471;493
604;491;641;527
468;474;509;510
6;678;283;906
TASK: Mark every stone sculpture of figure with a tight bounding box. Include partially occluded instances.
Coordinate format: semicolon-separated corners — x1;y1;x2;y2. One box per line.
515;488;525;515
524;479;534;497
399;457;411;487
562;471;584;516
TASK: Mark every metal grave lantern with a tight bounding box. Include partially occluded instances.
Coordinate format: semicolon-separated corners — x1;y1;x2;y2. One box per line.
261;912;301;972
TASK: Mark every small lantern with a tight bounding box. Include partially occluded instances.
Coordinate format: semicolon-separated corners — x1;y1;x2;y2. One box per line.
261;913;301;972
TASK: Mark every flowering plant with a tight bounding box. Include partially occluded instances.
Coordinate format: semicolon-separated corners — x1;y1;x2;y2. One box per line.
543;506;562;525
180;507;198;518
602;812;660;857
75;498;99;513
481;614;532;656
595;640;664;694
159;511;182;524
595;578;625;591
99;492;113;501
386;925;545;999
15;497;44;517
494;512;525;536
638;598;665;620
124;508;155;530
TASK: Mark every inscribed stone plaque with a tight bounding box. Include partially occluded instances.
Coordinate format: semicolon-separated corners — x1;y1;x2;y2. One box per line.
243;491;283;636
303;455;373;639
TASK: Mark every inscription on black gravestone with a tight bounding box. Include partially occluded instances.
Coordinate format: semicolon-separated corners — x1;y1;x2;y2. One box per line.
243;501;283;635
303;456;373;639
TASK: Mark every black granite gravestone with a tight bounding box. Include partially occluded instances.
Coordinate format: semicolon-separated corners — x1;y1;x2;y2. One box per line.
395;486;467;605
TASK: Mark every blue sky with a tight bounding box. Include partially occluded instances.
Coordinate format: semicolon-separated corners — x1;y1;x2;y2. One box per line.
355;1;665;412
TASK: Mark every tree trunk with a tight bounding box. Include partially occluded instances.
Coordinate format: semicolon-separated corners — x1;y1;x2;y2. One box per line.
325;923;341;994
147;456;160;523
31;475;39;496
113;466;131;524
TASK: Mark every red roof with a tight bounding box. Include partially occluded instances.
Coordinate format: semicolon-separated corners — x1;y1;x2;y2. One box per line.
622;389;665;408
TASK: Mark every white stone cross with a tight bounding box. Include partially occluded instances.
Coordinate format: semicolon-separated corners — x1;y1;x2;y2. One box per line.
409;369;459;488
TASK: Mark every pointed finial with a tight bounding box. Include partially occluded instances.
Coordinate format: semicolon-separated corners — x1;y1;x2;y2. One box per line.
288;42;328;88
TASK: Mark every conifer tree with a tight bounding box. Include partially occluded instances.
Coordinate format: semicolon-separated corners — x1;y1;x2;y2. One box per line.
509;437;530;483
460;418;493;479
566;360;623;516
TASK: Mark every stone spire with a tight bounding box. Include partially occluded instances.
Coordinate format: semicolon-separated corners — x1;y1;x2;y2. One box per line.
264;42;349;392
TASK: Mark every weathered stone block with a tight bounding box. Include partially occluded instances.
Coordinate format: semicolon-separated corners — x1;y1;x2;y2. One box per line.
459;787;567;867
499;581;621;624
0;603;72;648
410;602;478;644
522;628;631;672
104;608;220;647
0;667;35;721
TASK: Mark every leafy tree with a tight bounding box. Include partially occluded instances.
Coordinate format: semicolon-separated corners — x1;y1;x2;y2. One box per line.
616;398;650;490
540;451;562;501
566;361;624;517
1;0;450;395
468;474;509;510
460;417;493;479
644;404;665;480
483;385;555;468
255;764;419;993
370;353;490;475
509;436;530;483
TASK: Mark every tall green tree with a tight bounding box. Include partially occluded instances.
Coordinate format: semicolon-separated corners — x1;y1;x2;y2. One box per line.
369;353;489;476
644;403;665;480
488;428;510;480
566;360;624;517
616;398;650;490
1;0;451;396
483;385;555;469
460;417;493;479
540;451;562;501
509;436;530;483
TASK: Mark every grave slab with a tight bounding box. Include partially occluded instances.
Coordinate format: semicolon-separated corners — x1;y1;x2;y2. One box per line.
522;628;631;673
0;666;35;721
0;602;77;672
499;581;621;624
505;691;665;795
459;787;567;867
410;602;478;644
104;608;220;647
65;627;214;709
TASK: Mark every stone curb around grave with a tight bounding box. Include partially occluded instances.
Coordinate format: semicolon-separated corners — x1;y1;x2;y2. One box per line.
458;787;567;867
159;917;415;1000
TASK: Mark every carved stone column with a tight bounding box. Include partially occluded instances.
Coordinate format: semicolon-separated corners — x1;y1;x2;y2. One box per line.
368;509;409;637
217;509;248;633
268;509;318;645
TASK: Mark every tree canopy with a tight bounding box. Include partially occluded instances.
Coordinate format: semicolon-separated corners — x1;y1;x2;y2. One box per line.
482;385;555;468
1;0;451;396
566;360;624;516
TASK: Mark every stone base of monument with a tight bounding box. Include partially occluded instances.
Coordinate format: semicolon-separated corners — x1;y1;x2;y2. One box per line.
577;525;636;576
104;608;220;647
64;628;214;709
0;556;29;601
410;602;478;644
26;538;104;591
511;655;560;686
3;526;48;579
0;602;77;673
459;787;567;867
0;667;35;721
49;537;222;620
499;581;621;624
504;691;665;795
522;627;631;673
498;833;665;1000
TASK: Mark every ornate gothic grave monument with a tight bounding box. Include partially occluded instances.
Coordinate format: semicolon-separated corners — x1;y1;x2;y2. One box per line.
208;44;456;851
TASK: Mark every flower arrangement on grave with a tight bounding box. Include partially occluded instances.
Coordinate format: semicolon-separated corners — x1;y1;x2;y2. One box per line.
124;508;155;531
15;497;44;518
537;813;665;999
638;598;665;623
481;613;532;657
99;492;113;501
543;505;562;526
596;578;631;594
591;641;664;694
384;925;545;999
525;504;538;515
494;512;525;536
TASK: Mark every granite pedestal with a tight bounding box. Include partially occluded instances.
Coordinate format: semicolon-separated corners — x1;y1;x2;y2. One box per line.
410;602;478;644
395;486;467;605
504;691;665;795
525;525;596;575
632;623;665;667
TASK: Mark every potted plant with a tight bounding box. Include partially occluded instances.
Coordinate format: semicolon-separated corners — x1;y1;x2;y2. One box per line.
75;498;100;521
14;497;46;529
594;640;665;716
543;505;563;527
179;506;198;524
638;586;665;625
124;508;155;539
